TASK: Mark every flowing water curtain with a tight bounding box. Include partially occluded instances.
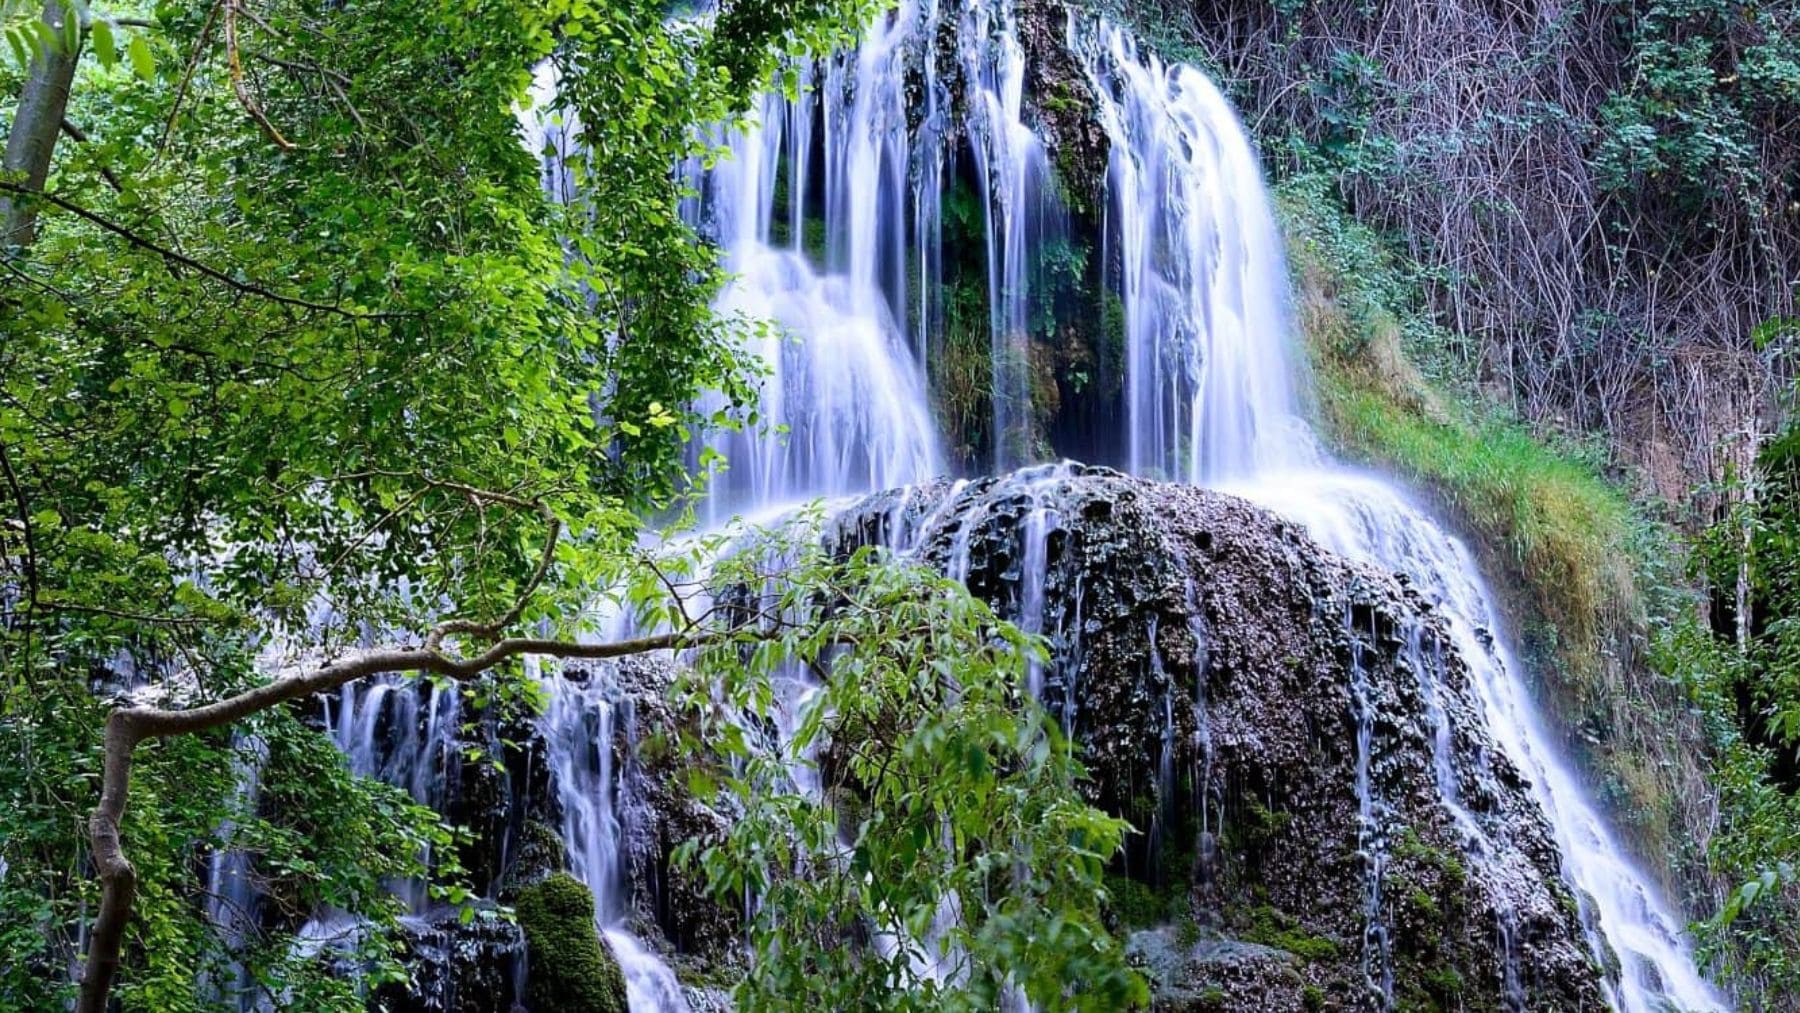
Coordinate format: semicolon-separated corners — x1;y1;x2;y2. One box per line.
525;4;1724;1010
1069;15;1310;485
686;6;944;522
1057;9;1725;1007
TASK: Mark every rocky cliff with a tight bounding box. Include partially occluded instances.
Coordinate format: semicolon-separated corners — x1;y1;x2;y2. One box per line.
393;466;1610;1011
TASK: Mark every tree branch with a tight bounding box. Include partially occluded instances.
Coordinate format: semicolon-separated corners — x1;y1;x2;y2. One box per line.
422;480;562;651
0;182;404;320
0;439;41;608
75;628;703;1013
56;118;125;192
224;0;294;150
157;1;221;158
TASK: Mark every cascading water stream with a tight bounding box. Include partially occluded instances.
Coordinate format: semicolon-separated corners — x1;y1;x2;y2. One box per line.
540;668;690;1010
1256;472;1727;1011
1070;21;1311;486
259;6;1727;1012
689;7;942;525
1070;15;1724;1010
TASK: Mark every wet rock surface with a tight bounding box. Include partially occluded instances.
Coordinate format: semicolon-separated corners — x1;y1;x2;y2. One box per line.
387;466;1610;1010
837;464;1610;1011
603;656;744;965
372;908;525;1013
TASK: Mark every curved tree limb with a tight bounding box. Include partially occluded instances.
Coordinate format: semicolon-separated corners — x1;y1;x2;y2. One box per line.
74;629;702;1013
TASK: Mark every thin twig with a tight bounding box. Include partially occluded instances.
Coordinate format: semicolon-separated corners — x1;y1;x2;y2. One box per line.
224;0;294;149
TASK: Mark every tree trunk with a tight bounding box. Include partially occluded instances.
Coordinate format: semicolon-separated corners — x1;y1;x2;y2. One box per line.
2;0;81;248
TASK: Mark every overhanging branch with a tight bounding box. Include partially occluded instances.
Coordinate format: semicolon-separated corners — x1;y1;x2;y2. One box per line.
0;182;405;320
75;629;702;1013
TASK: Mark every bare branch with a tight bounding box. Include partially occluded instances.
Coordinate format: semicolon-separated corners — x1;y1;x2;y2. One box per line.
56;118;125;192
224;0;294;150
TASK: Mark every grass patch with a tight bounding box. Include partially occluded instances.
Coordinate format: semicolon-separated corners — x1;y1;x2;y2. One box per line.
1274;173;1712;888
1279;175;1640;665
1239;905;1341;962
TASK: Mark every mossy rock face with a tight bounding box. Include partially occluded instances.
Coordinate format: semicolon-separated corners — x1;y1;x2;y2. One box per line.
516;873;628;1013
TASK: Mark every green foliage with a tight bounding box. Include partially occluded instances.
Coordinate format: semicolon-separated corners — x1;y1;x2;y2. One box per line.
514;873;628;1013
670;528;1147;1012
931;273;996;467
0;674;452;1010
1281;175;1644;661
1595;0;1800;220
1104;872;1185;930
1;0;885;1006
1658;348;1800;990
1236;905;1340;962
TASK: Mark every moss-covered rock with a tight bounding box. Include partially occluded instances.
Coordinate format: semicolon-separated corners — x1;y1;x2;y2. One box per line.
515;873;628;1013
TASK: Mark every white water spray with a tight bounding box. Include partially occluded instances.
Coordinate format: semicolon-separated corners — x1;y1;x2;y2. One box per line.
512;4;1724;1010
1071;15;1722;1009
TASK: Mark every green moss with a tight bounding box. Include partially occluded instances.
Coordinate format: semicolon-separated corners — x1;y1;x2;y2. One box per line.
1391;828;1466;892
1105;873;1163;928
1422;966;1464;998
515;872;629;1013
1302;984;1327;1011
1241;797;1292;845
1239;905;1341;962
1405;888;1440;921
1104;871;1191;931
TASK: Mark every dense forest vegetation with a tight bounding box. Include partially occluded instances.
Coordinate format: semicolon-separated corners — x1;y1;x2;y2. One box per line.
2;0;1798;1010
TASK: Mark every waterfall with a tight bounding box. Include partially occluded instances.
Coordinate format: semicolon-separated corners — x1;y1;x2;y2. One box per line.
1254;472;1727;1011
540;672;690;1010
331;676;462;914
686;3;942;523
498;3;1725;1011
1070;21;1311;485
1070;15;1723;1011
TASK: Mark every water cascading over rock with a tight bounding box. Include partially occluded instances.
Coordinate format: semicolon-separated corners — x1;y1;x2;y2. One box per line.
200;2;1731;1011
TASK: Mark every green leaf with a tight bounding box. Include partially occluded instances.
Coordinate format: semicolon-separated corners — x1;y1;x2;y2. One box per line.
88;18;115;68
126;32;153;80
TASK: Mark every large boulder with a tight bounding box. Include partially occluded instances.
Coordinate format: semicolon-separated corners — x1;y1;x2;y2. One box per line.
835;464;1610;1011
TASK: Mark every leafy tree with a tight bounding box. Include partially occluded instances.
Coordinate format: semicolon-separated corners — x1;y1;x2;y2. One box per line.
670;530;1146;1011
1663;319;1800;994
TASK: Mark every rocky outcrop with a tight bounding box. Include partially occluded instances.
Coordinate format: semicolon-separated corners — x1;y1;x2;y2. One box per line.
837;464;1610;1011
379;465;1612;1010
372;909;525;1013
1018;0;1109;216
514;873;628;1013
603;657;744;967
